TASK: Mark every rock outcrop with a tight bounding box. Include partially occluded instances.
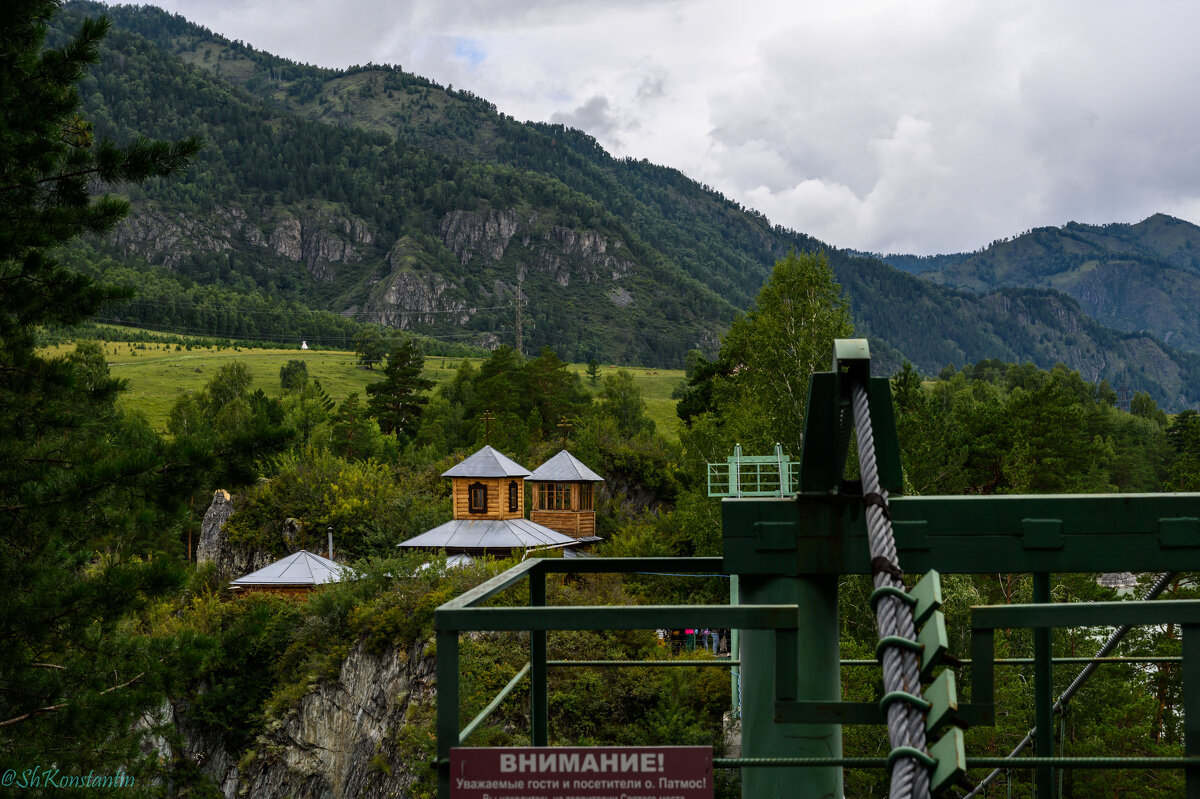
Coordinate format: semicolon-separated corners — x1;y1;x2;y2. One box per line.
440;208;525;264
270;212;370;281
366;267;471;328
196;489;272;578
113;204;370;282
176;639;436;799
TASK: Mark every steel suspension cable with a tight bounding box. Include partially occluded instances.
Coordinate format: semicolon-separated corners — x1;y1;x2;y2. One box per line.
962;570;1178;798
852;380;931;799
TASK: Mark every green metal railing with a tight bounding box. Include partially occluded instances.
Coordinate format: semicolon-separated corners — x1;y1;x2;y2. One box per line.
707;443;797;497
435;557;756;798
969;599;1200;796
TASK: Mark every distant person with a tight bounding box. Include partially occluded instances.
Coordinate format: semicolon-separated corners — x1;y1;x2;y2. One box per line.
301;340;309;350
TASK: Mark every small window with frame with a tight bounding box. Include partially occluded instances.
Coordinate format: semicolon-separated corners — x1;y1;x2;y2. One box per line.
508;480;519;512
468;481;488;514
552;483;571;510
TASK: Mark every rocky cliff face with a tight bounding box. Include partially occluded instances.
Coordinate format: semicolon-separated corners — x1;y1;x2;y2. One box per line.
367;266;471;328
270;211;371;281
112;205;261;268
440;208;525;264
175;639;435;799
113;204;370;282
438;209;635;287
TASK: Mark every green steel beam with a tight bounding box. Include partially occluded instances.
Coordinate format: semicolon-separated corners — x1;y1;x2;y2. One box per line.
438;557;540;609
460;662;530;743
970;629;995;725
434;556;723;612
548;659;740;667
738;572;841;798
436;604;798;632
1033;573;1053;798
530;569;548;747
969;599;1200;737
435;628;459;799
840;657;1184;666
774;700;990;726
708;757;1200;769
1184;624;1200;798
724;495;1200;575
973;599;1200;629
531;556;726;575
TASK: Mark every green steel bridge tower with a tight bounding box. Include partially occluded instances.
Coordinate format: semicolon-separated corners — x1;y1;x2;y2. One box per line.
435;340;1200;798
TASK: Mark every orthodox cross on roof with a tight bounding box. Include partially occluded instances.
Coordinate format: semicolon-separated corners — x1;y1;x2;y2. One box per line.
480;410;495;443
557;416;573;447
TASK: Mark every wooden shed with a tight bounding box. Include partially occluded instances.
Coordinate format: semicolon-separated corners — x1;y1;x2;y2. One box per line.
527;449;604;540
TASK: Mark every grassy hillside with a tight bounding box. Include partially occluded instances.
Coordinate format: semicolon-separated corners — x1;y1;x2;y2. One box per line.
41;338;686;440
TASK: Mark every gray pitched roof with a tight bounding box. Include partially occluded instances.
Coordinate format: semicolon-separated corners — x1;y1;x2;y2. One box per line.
230;550;346;587
1097;572;1139;590
442;445;530;478
398;518;579;552
527;449;604;482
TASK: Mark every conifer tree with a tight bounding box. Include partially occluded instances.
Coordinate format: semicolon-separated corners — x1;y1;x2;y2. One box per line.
366;339;434;439
0;0;204;782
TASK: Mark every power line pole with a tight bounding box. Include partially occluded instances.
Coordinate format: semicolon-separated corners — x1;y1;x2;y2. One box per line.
515;278;524;356
1117;384;1131;414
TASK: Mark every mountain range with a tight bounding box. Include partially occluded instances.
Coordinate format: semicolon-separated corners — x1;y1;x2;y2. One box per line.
881;214;1200;352
56;1;1200;410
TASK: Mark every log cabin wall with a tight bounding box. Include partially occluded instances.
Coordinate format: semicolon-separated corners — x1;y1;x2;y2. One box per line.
528;481;597;539
451;477;525;520
529;509;596;538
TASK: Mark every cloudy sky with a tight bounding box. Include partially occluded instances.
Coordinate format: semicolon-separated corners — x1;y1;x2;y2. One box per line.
148;0;1200;255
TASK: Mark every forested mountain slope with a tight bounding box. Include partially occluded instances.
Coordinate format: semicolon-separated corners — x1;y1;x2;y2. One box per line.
57;2;1200;408
883;214;1200;353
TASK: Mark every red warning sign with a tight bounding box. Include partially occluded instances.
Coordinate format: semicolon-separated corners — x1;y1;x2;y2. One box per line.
449;746;713;799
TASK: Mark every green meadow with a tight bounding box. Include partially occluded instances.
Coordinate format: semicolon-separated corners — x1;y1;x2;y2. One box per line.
42;339;687;441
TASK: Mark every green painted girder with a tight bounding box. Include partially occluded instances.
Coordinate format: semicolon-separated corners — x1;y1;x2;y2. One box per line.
437;556;725;611
972;598;1200;629
435;604;797;633
723;494;1200;575
799;373;903;496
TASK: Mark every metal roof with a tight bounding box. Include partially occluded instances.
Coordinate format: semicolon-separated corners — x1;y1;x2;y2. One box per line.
415;553;477;573
230;550;346;587
526;449;604;482
1097;571;1139;589
398;518;579;552
441;445;530;478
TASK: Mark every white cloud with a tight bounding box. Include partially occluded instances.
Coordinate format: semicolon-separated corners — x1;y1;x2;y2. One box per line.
144;0;1200;254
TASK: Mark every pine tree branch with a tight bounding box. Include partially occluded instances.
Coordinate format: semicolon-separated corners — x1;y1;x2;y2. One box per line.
0;672;145;728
